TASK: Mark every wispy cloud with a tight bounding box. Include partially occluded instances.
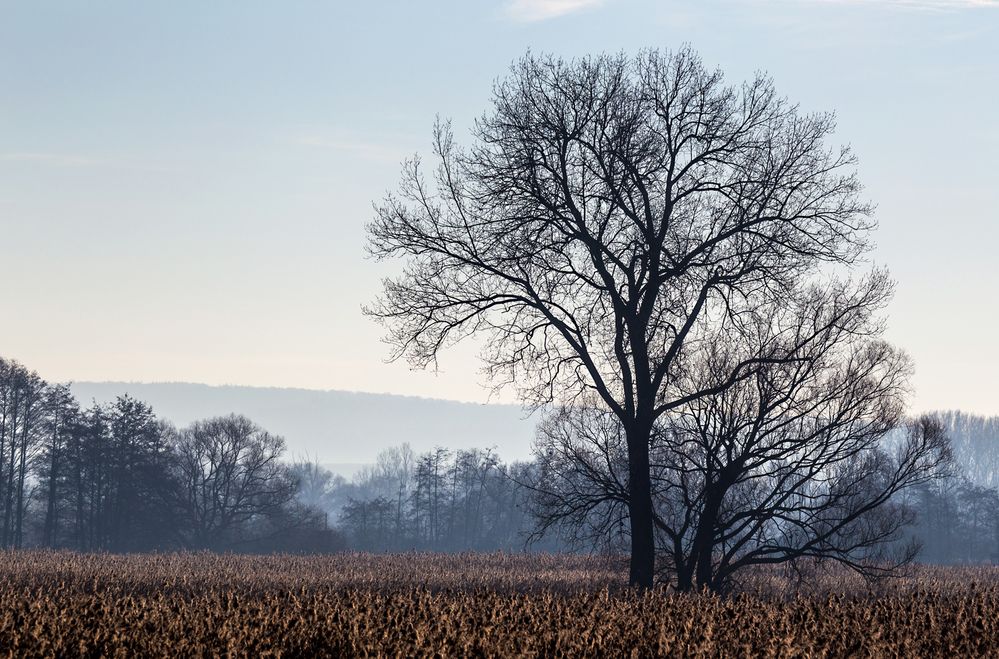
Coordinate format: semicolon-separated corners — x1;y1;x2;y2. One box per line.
0;151;174;173
504;0;606;22
797;0;998;8
0;152;105;167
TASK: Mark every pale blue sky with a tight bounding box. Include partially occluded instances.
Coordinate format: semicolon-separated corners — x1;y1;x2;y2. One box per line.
1;0;997;413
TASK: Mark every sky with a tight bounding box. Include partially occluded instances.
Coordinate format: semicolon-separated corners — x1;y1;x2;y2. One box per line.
1;0;997;414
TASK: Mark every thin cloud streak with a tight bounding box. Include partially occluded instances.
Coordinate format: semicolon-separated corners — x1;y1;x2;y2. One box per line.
0;152;176;174
0;152;106;167
798;0;998;8
504;0;606;22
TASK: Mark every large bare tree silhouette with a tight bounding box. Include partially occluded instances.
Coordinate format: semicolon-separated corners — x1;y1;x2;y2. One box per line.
368;48;878;587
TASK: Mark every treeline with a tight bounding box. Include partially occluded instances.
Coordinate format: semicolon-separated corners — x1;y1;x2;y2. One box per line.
302;426;999;564
0;357;340;553
0;355;553;555
905;411;999;563
297;445;563;552
4;354;997;561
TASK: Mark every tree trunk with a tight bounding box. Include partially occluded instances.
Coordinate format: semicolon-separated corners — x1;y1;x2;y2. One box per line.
0;403;7;547
15;398;34;549
676;561;693;592
691;484;724;593
43;423;60;547
3;397;19;547
626;422;655;589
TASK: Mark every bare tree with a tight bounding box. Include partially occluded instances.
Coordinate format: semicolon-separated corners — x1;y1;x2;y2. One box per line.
172;415;295;549
527;402;632;553
367;48;874;586
105;395;176;550
530;278;952;592
288;458;344;513
37;383;79;547
0;358;48;548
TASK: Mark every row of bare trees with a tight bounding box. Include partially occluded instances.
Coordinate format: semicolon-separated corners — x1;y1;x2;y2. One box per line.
908;476;999;564
911;412;999;563
330;445;547;552
0;356;337;552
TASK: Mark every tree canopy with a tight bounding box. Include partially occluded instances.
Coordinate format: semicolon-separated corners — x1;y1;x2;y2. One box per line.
367;47;892;587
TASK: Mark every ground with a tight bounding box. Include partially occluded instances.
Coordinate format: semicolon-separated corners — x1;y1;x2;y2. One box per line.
0;551;995;656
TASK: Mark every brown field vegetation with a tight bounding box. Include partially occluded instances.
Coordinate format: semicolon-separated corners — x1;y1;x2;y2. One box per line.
0;551;996;657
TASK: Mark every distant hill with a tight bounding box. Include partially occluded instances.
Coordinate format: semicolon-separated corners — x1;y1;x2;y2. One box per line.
69;382;538;468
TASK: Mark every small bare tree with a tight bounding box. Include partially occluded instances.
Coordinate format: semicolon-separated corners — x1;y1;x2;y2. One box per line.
172;415;295;549
530;277;952;592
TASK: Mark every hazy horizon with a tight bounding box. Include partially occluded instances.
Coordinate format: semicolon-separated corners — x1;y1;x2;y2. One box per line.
60;377;999;416
69;377;519;405
62;379;999;470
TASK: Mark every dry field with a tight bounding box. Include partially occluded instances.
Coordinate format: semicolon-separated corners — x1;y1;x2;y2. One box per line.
0;551;996;657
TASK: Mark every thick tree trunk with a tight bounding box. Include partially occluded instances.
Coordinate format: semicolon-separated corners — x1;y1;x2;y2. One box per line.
695;537;715;591
626;423;655;589
692;484;725;592
676;562;693;592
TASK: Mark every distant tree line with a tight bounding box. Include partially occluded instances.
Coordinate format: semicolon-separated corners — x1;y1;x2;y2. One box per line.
292;416;999;566
904;412;999;564
300;418;999;567
0;356;340;553
299;445;565;552
3;354;996;562
0;354;557;554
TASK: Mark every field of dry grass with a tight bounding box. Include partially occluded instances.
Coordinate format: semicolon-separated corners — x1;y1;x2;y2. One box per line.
0;550;996;657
